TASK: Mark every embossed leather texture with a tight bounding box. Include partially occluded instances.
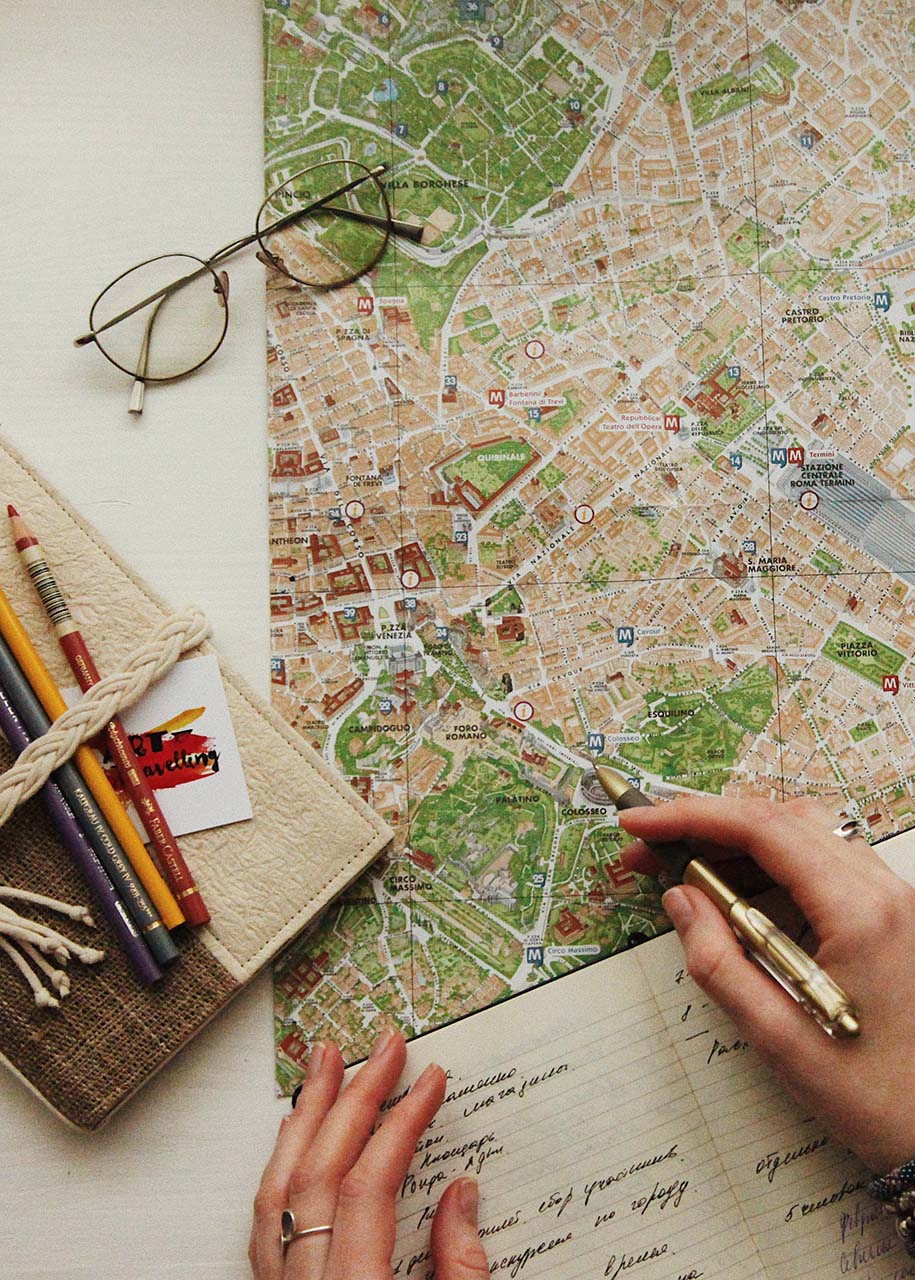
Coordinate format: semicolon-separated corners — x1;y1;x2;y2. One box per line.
0;436;392;1128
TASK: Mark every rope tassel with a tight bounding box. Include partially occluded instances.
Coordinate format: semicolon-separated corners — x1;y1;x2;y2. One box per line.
0;937;59;1008
0;904;104;1002
0;887;94;925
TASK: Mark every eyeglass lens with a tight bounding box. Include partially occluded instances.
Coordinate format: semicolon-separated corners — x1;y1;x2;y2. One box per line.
257;158;390;288
88;253;229;381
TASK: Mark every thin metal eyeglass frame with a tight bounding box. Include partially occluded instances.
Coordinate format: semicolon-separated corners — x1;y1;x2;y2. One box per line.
75;160;421;350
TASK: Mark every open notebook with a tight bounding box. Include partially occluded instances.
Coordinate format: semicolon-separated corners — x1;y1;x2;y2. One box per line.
383;841;915;1279
0;436;392;1129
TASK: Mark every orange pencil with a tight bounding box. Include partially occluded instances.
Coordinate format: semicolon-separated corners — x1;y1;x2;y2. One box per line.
10;507;209;925
0;570;184;930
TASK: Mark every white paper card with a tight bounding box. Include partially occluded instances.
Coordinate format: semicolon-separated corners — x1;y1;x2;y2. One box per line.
75;653;253;838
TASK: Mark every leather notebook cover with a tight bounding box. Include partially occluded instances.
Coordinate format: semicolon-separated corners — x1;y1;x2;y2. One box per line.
0;436;392;1129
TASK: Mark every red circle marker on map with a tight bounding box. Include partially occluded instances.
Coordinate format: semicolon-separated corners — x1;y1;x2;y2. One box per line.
799;490;819;511
513;700;534;722
574;504;594;525
401;569;421;589
344;499;365;521
525;339;545;359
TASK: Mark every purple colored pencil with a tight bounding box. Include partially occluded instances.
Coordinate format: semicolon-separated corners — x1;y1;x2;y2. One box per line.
0;682;162;986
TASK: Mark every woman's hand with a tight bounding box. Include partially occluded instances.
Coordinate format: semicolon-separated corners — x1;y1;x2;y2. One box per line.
249;1028;490;1279
619;793;915;1174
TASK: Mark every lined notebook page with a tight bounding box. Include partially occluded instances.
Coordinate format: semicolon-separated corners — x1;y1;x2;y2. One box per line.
639;943;899;1279
382;901;910;1280
387;937;765;1280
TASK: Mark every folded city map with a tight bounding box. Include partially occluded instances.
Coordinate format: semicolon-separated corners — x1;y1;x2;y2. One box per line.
263;0;915;1086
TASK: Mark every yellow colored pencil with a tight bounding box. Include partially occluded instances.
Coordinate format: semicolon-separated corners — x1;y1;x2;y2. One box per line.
0;584;185;929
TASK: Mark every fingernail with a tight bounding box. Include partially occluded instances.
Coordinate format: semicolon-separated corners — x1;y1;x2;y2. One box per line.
290;1083;303;1110
409;1062;443;1096
369;1026;398;1059
307;1041;326;1079
457;1178;479;1223
663;887;693;931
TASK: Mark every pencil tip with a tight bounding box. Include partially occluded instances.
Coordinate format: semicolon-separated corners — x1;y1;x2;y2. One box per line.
6;504;18;518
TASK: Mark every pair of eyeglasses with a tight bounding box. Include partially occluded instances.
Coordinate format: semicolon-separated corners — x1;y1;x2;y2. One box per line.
75;159;423;414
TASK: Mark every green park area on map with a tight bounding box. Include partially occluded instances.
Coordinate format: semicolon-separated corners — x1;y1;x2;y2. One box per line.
822;622;905;686
265;0;915;1087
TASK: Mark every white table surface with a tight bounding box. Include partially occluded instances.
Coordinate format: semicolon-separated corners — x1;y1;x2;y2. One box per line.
2;7;915;1278
0;5;285;1277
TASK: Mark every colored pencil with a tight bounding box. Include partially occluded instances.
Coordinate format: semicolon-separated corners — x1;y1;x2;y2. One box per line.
0;677;162;984
0;630;175;968
0;579;185;931
10;507;210;925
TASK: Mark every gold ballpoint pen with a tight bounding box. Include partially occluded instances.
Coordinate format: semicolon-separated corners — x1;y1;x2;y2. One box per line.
594;766;860;1039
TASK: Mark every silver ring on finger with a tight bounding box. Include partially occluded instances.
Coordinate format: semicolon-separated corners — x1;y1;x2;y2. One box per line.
280;1209;334;1252
832;818;865;841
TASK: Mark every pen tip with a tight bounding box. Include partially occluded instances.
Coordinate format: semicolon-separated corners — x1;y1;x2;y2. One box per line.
836;1010;861;1038
594;765;635;804
6;504;18;518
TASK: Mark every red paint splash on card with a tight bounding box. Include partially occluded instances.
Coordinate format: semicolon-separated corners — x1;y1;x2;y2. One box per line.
135;729;220;789
102;723;220;794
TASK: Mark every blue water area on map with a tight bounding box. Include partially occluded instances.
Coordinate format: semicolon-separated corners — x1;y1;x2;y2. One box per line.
373;78;398;103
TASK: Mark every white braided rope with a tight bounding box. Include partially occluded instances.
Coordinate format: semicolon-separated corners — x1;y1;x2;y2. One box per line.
0;606;208;829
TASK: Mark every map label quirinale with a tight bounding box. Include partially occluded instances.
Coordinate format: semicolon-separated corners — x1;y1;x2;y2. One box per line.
266;0;915;1086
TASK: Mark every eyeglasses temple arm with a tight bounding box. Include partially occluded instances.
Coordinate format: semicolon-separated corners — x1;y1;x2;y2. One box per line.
208;206;422;266
127;292;169;415
75;264;212;346
319;205;425;243
196;169;423;267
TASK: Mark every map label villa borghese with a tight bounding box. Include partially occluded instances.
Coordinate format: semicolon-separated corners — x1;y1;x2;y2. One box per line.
264;0;915;1085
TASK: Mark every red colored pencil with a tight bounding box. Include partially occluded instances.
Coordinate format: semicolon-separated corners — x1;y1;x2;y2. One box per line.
9;505;210;926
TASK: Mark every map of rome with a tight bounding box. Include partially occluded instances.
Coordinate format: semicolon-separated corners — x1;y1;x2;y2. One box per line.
265;0;915;1090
